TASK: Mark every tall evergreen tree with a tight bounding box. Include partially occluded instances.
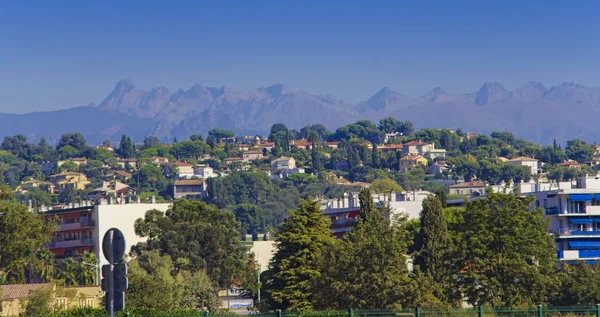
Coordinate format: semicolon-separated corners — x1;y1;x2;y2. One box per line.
416;195;449;282
314;188;414;309
310;131;320;172
371;144;381;168
435;189;447;208
265;197;333;311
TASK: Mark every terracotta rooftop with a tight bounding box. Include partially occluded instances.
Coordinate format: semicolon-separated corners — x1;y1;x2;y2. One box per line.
174;179;205;185
115;170;133;178
1;283;51;300
400;155;425;161
508;156;538;162
449;181;487;188
172;161;192;167
403;140;429;146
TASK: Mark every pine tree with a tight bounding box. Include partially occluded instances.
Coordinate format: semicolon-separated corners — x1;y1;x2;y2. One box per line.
265;197;333;311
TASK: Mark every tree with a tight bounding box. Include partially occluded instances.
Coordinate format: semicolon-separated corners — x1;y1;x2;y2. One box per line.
565;139;594;163
310;131;321;172
314;188;414;309
454;190;557;307
117;135;136;158
551;263;600;306
370;177;403;196
78;251;98;286
56;258;79;286
22;285;54;317
190;134;203;141
133;200;247;287
57;133;87;153
265;197;333;311
416;195;449;285
233;204;265;241
0;195;57;283
208;128;235;140
142;136;161;149
59;161;78;173
127;250;185;310
435;189;447;208
34;249;55;283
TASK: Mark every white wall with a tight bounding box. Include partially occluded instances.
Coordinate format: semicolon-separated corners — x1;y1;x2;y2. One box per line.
250;241;276;273
94;203;171;266
388;201;424;220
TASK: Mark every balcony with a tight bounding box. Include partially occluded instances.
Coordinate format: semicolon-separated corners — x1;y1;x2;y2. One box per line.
587;206;600;215
551;229;600;237
47;238;95;249
58;220;95;231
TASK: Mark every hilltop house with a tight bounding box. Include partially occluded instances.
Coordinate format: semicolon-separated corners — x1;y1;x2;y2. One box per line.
242;150;264;163
173;179;207;199
399;155;427;172
194;165;216;178
560;160;582;169
449;181;487;196
271;157;296;171
165;162;194;178
507;156;539;175
47;172;91;191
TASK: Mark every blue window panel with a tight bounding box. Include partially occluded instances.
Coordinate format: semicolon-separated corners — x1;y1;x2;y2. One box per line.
569;241;600;249
569;218;593;224
594;218;600;223
570;194;593;201
579;250;600;258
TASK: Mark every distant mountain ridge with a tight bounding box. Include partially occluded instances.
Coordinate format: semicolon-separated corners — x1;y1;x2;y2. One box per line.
2;79;600;145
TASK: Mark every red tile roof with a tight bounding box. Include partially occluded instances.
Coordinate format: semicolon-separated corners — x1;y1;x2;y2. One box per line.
1;284;51;300
174;179;204;185
402;140;429;146
173;161;192;167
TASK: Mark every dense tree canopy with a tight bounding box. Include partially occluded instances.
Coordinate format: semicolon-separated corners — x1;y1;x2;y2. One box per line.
133;200;247;287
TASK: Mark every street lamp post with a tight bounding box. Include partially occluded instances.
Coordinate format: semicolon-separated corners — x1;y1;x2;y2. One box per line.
81;261;100;286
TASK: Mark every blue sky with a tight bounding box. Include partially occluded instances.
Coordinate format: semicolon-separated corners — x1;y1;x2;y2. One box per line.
0;0;599;113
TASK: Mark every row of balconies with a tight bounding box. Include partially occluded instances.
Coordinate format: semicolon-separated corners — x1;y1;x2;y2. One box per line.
545;205;600;216
551;229;600;237
47;238;94;249
59;219;95;231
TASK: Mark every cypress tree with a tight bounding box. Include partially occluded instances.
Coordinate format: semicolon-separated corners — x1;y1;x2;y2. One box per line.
371;144;381;168
435;189;448;208
417;195;449;283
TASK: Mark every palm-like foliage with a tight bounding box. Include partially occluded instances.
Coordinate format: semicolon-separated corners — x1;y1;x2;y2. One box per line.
36;249;55;282
78;251;98;286
56;257;79;286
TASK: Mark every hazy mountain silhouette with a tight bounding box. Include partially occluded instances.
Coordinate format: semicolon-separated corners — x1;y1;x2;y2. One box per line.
2;79;600;145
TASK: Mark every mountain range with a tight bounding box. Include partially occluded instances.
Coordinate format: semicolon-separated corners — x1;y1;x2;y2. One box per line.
2;79;600;145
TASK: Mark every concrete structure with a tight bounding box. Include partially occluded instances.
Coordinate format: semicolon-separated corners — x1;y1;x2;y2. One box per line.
173;179;207;199
560;160;582;169
449;181;487;196
271;157;296;171
40;201;171;267
319;191;431;237
249;241;276;273
527;176;600;263
507;156;539;175
428;162;447;175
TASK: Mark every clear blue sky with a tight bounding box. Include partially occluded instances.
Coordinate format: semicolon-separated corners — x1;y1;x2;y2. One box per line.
0;0;599;113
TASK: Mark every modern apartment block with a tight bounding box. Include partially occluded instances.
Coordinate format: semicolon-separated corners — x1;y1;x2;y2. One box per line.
41;199;171;266
319;191;431;238
527;176;600;263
